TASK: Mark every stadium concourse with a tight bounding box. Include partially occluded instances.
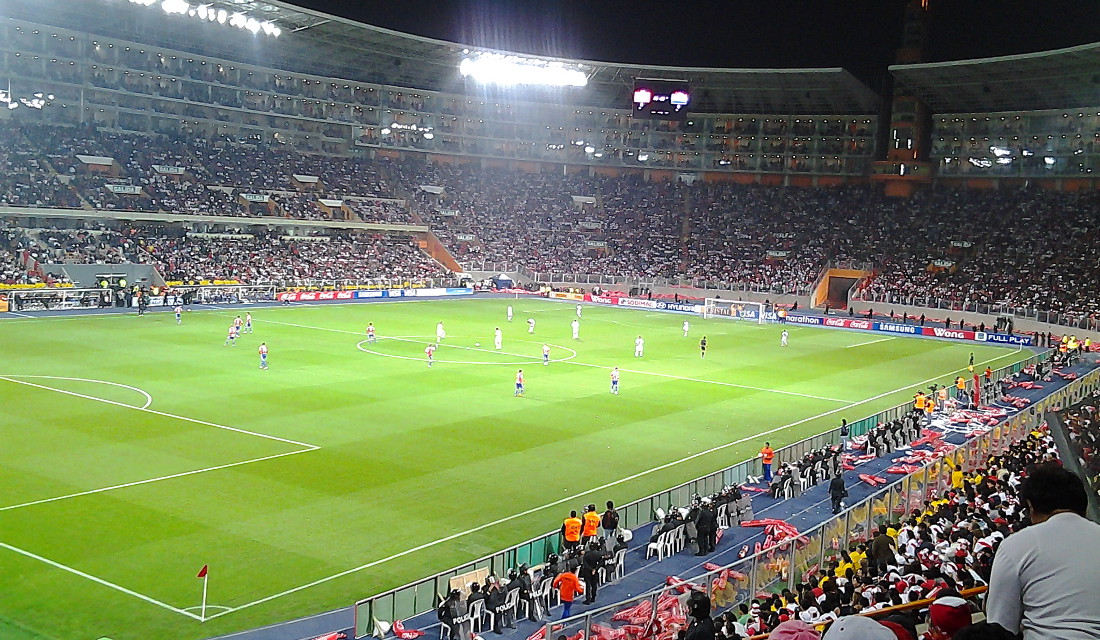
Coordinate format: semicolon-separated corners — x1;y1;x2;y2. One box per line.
2;121;1100;322
206;350;1100;640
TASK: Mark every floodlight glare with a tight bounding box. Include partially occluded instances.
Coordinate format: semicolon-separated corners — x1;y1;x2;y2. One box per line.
423;132;434;140
380;128;391;135
584;145;595;154
459;53;587;87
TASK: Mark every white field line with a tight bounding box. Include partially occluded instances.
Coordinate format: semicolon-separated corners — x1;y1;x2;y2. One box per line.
258;318;851;403
0;376;318;449
202;350;1025;621
844;337;896;348
0;374;154;410
0;447;316;512
0;540;202;620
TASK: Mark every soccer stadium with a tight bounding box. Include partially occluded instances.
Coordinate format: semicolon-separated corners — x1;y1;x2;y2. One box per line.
0;1;1098;640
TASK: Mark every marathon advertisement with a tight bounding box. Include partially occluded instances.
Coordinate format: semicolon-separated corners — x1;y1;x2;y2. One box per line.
784;314;824;326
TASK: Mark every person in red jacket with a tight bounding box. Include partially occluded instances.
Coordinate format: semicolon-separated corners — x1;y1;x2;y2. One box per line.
552;569;583;619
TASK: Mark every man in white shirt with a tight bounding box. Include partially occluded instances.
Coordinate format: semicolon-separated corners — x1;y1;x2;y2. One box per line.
986;464;1100;640
634;335;644;358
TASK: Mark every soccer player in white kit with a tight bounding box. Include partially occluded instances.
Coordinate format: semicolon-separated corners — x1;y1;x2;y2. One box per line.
436;322;446;342
527;318;535;334
244;312;253;334
494;327;503;350
610;367;620;395
682;320;690;337
576;304;582;318
174;305;182;324
571;318;580;340
634;335;645;357
780;330;789;347
542;343;551;365
507;305;513;322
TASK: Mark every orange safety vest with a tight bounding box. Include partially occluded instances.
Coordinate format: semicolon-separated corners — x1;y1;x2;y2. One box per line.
761;447;775;465
937;388;948;402
563;517;583;542
914;394;926;410
956;378;966;391
582;511;601;537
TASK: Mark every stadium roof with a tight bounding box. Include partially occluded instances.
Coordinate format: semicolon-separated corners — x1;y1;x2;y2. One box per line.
7;0;880;114
891;42;1100;114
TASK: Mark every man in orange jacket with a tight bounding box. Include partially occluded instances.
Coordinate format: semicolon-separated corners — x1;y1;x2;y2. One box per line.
552;568;583;619
760;442;775;482
561;511;583;551
581;505;601;545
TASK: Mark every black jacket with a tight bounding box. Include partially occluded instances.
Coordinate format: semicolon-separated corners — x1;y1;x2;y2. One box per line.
682;615;716;640
829;475;847;498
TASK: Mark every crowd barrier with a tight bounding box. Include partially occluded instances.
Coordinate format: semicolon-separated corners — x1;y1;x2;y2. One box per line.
538;365;1100;640
351;352;1049;637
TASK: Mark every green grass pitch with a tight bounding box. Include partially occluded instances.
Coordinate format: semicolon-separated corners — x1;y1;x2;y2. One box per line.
0;297;1027;640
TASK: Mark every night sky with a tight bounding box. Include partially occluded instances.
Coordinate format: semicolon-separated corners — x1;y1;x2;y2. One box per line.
297;0;1100;88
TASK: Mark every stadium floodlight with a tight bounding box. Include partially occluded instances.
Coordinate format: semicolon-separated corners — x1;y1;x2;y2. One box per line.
423;132;434;140
1044;157;1057;166
584;145;595;154
637;154;649;162
594;152;603;158
459;52;587;87
216;9;227;23
380;128;391;135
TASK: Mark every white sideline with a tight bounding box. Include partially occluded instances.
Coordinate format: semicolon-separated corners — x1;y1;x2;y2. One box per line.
0;540;202;620
0;376;318;449
200;350;1026;621
844;337;896;348
0;447;316;512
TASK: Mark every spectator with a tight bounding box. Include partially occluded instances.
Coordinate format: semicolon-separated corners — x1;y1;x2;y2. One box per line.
986;463;1100;639
551;568;583;619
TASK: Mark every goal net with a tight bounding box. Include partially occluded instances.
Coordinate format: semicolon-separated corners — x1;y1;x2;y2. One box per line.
702;298;769;324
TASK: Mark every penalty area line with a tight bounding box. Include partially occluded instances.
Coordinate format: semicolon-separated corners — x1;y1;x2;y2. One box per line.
0;376;318;450
202;350;1027;621
0;447;317;513
0;540;201;620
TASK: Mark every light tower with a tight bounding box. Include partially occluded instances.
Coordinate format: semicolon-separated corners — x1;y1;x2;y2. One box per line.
872;0;934;196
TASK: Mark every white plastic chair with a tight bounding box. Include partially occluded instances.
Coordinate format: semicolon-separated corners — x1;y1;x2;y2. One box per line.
468;599;486;633
646;530;674;560
492;589;520;632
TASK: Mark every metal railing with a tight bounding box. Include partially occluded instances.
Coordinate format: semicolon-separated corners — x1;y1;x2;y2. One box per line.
540;366;1100;640
851;292;1100;332
351;354;1045;637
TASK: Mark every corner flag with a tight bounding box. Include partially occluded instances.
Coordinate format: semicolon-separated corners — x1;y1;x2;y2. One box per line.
197;565;209;621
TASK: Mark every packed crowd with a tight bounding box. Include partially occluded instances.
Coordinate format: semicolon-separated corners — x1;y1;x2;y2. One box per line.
1059;390;1100;503
137;230;443;283
4;121;1100;315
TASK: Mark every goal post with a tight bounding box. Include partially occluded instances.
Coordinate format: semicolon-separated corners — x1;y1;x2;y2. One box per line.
702;298;768;324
